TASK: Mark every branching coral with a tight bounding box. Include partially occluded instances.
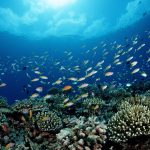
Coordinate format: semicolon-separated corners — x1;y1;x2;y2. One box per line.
108;104;150;143
12;99;33;112
12;98;49;113
45;94;65;111
36;111;63;132
118;94;150;110
83;98;104;114
108;87;129;98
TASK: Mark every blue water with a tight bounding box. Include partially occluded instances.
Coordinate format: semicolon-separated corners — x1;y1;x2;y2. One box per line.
0;0;150;104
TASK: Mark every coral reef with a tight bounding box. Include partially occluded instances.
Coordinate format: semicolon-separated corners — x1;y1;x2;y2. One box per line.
144;81;150;91
108;104;150;143
1;84;150;149
118;94;150;110
45;94;65;111
0;112;8;126
36;110;63;132
0;96;8;108
82;97;104;115
57;116;107;150
12;98;49;113
108;87;129;98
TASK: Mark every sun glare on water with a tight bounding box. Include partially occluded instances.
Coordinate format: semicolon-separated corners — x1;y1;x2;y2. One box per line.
44;0;77;9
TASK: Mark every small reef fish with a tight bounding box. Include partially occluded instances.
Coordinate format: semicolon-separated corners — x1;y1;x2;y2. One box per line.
126;56;133;62
137;43;145;50
34;71;42;75
113;59;120;64
0;30;149;103
62;85;72;91
0;83;7;87
96;60;104;67
130;61;138;67
115;61;122;65
140;71;147;77
40;76;48;80
68;77;78;81
101;85;107;90
21;116;26;122
63;98;69;103
78;77;86;82
44;94;52;99
52;79;62;85
85;70;97;78
64;102;74;107
78;83;89;89
86;67;92;72
80;93;89;98
35;87;43;92
31;78;39;82
131;68;140;74
30;93;39;98
34;67;39;70
126;83;132;87
105;65;111;71
96;78;100;81
105;72;114;76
